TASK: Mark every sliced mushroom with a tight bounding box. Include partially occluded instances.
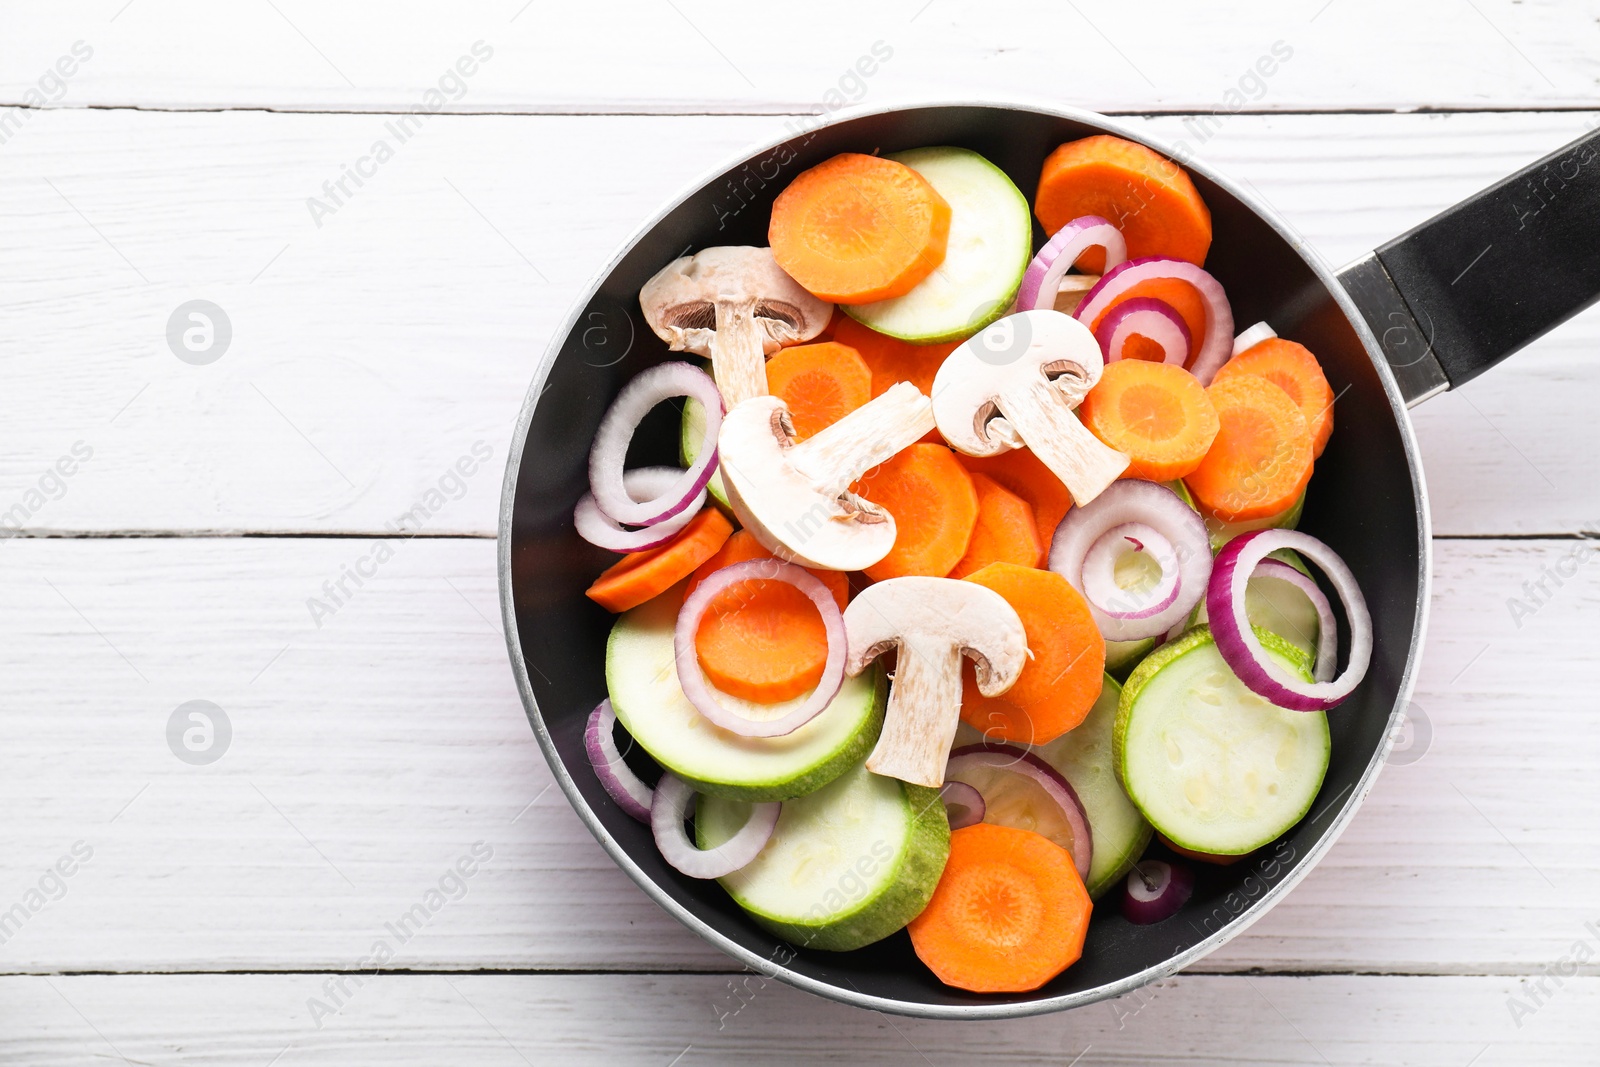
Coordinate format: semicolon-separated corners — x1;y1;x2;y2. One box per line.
844;576;1027;788
718;382;934;572
639;246;832;407
932;308;1129;507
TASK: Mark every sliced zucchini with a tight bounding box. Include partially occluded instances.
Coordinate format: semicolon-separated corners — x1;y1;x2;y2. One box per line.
698;759;949;951
1114;626;1329;855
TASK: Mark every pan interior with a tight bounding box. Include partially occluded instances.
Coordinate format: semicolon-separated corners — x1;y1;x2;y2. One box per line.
504;104;1422;1014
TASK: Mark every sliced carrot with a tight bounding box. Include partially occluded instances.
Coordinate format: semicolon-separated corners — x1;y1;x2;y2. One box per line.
959;563;1105;745
908;823;1091;993
957;449;1072;563
584;508;733;614
682;531;848;704
852;443;978;581
830;314;961;396
1214;337;1335;457
1080;358;1220;482
1086;277;1209;367
1183;376;1313;523
1035;135;1212;273
769;152;952;304
764;341;872;441
947;474;1042;579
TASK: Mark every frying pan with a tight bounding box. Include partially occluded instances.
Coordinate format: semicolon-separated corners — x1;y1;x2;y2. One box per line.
497;102;1600;1018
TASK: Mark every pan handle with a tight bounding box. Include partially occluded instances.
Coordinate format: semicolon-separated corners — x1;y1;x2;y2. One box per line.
1337;124;1600;407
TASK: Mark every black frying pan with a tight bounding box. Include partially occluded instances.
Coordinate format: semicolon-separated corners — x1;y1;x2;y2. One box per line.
497;102;1600;1018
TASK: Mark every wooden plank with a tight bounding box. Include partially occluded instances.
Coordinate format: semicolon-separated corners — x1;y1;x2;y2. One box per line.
1;973;1593;1065
3;0;1599;113
0;535;1595;975
0;108;1596;537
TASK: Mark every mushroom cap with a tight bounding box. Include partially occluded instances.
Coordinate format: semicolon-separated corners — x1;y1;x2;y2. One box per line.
931;309;1105;457
638;246;832;357
718;394;898;572
843;576;1027;696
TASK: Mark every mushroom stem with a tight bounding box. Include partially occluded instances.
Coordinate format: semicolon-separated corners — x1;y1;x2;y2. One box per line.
1004;375;1130;506
865;636;964;788
709;301;769;408
790;382;935;497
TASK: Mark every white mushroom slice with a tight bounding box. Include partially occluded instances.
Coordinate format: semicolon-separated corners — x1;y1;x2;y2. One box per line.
639;246;832;407
844;577;1027;788
932;309;1130;507
718;382;934;572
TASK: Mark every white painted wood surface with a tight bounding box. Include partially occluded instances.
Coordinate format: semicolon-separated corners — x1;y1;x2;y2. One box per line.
4;2;1600;1061
2;974;1594;1065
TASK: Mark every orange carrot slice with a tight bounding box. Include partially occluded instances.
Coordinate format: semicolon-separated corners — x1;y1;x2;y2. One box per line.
829;314;961;400
1158;833;1252;866
1080;358;1220;482
1214;337;1336;457
770;152;952;304
959;563;1105;745
1183;376;1313;523
852;443;978;581
683;530;848;704
947;474;1042;579
584;508;733;613
957;449;1073;563
1035;135;1212;273
765;341;873;441
908;823;1092;993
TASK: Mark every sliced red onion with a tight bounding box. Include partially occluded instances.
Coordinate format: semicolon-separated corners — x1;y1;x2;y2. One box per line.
673;558;845;738
1082;522;1182;621
1049;481;1211;641
1253;558;1337;683
1207;529;1372;711
1074;257;1234;385
1093;297;1191;365
940;781;985;829
1121;860;1194;924
1015;216;1128;312
574;467;708;552
1232;320;1278;357
583;700;653;823
947;743;1092;880
589;361;721;526
651;773;778;879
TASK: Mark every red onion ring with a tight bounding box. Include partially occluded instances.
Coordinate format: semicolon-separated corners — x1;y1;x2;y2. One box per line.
939;781;985;830
1082;522;1182;621
1121;860;1194;924
651;773;779;879
1232;320;1278;357
588;361;721;526
1015;216;1128;312
583;699;653;823
574;467;708;552
672;558;846;738
1093;297;1191;365
1049;481;1211;641
947;744;1092;879
1207;529;1372;711
1074;256;1235;384
1252;558;1338;683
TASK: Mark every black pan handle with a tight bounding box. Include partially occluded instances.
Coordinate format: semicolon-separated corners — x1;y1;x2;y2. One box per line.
1337;125;1600;406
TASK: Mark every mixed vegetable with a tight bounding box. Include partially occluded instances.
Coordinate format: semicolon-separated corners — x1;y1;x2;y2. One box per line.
571;132;1373;994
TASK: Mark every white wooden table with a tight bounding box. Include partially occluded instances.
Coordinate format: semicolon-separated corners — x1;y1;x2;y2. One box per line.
2;2;1598;1062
